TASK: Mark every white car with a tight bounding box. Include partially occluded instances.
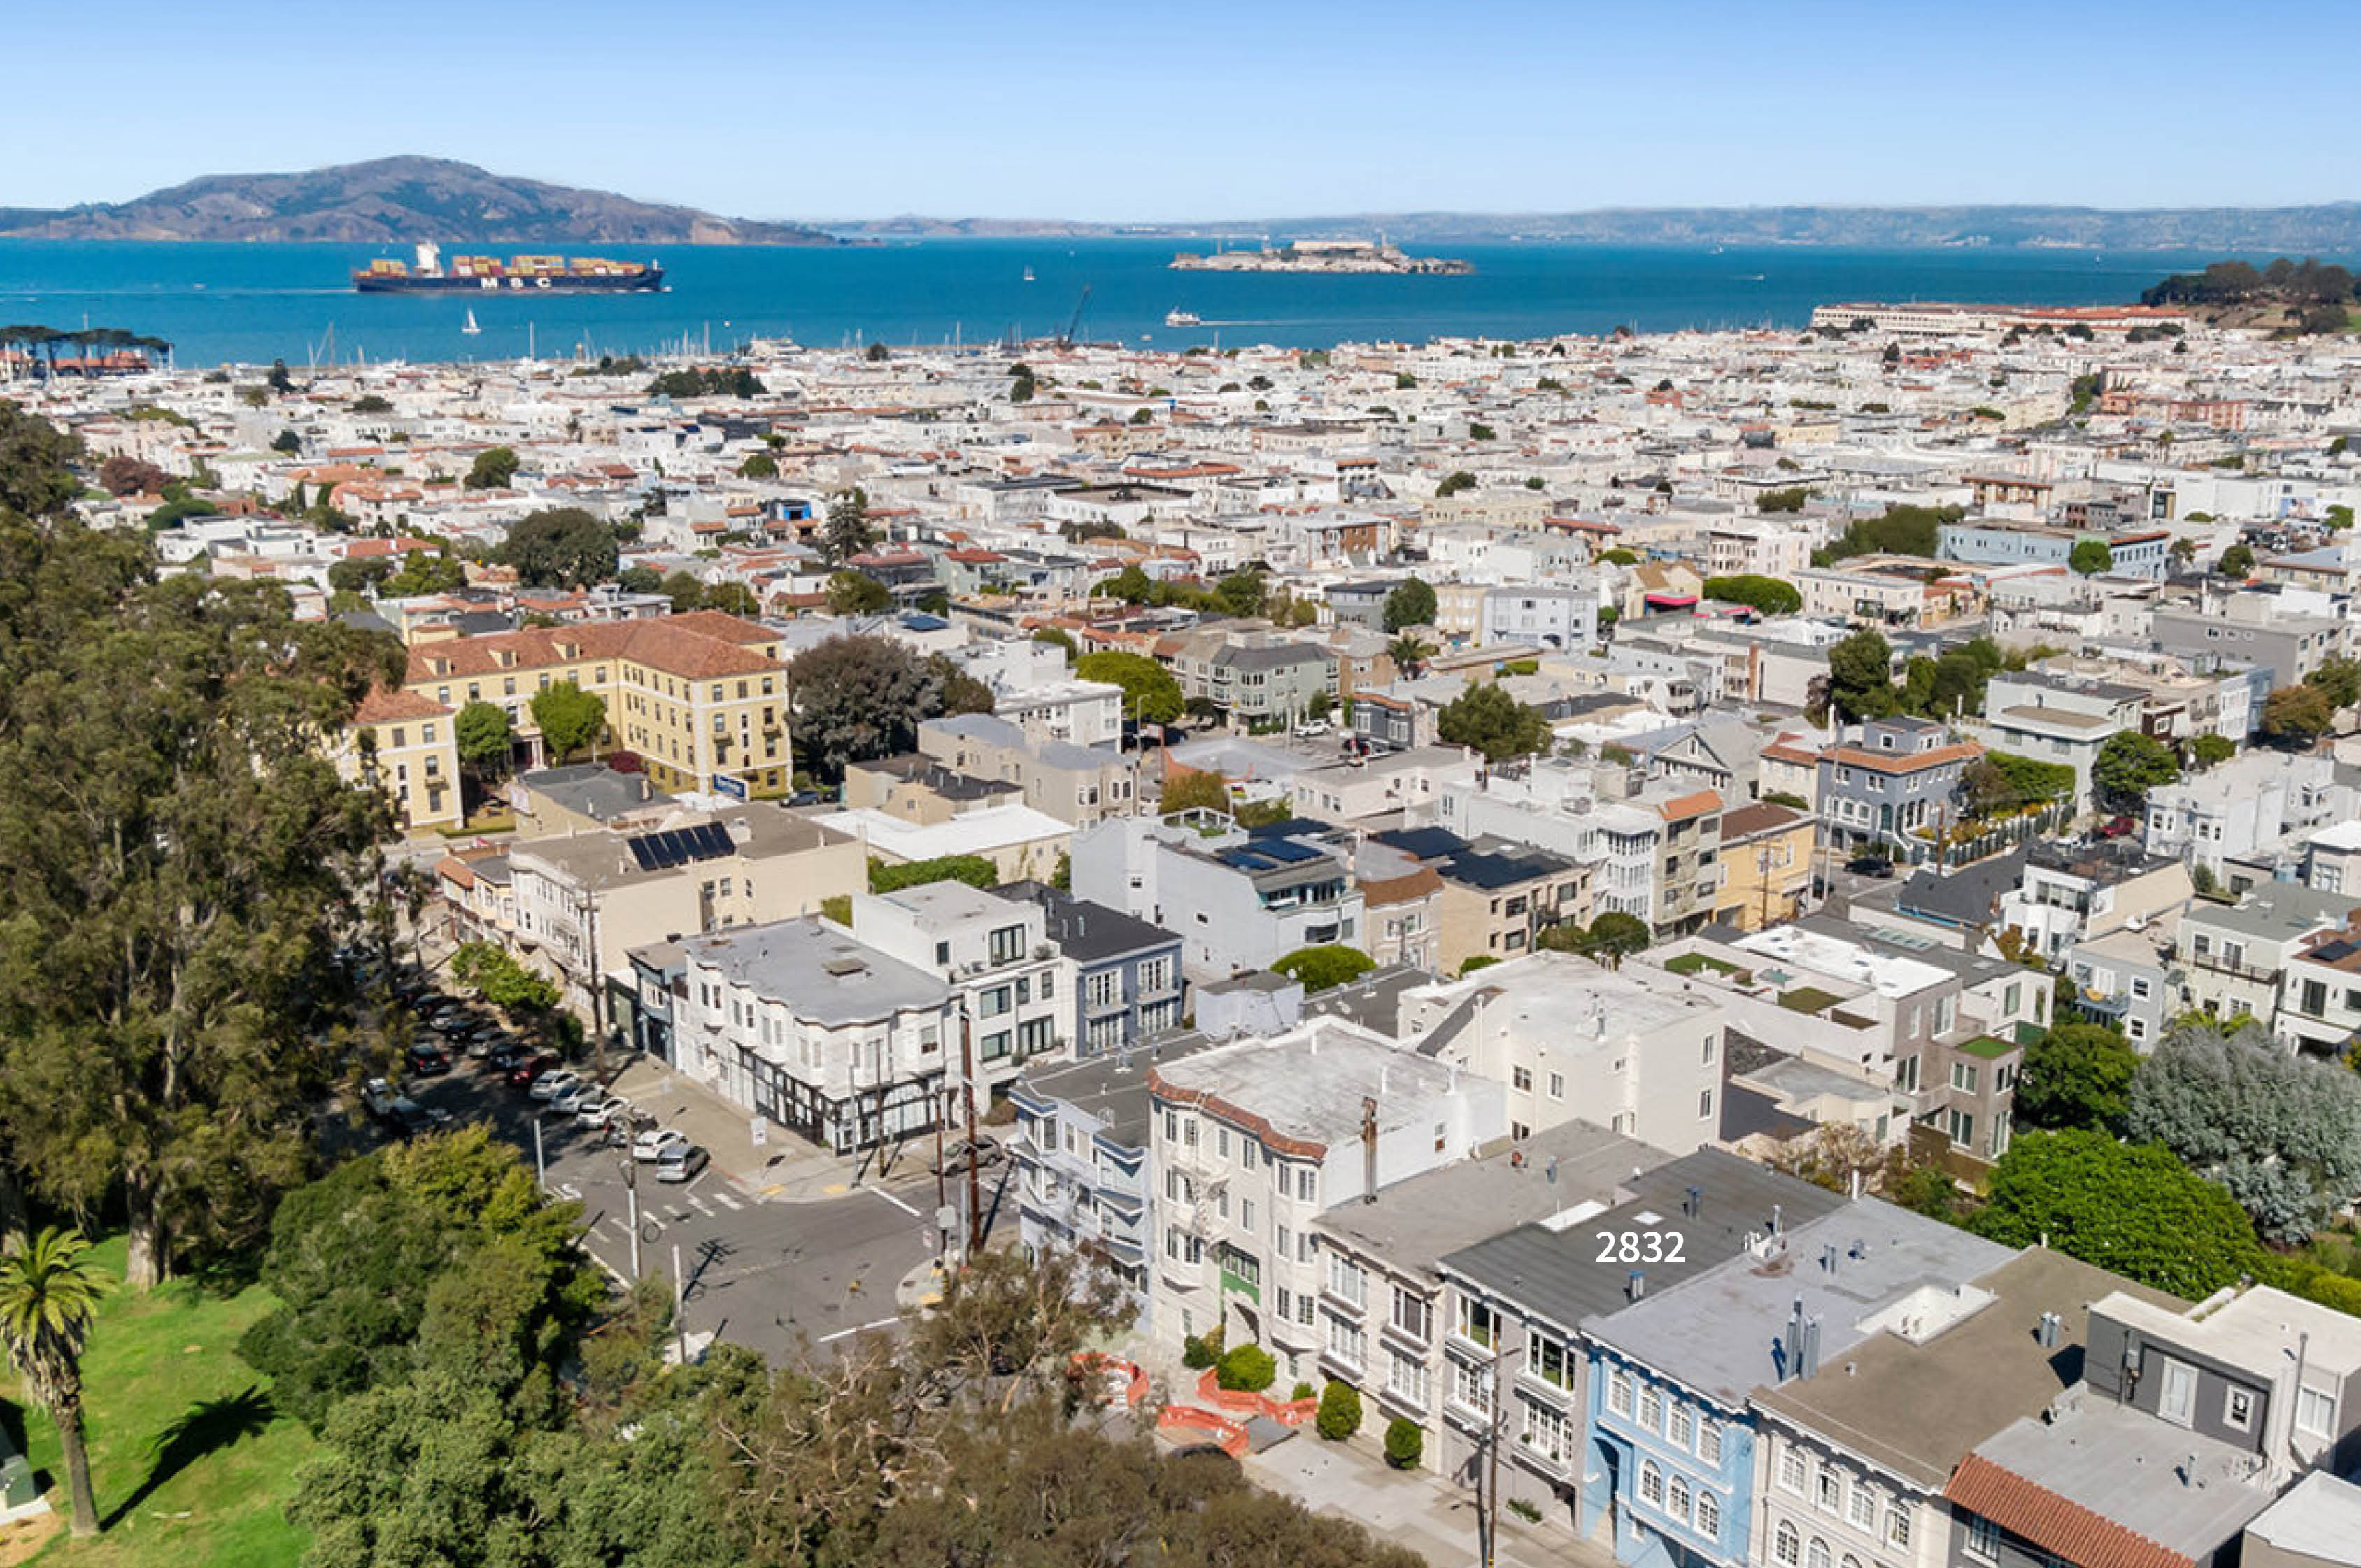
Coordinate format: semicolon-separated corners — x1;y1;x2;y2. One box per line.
632;1127;690;1163
576;1096;630;1128
551;1081;601;1115
653;1145;711;1183
529;1069;581;1103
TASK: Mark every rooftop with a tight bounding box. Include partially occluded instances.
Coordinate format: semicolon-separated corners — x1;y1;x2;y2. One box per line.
1147;1020;1468;1160
1011;1029;1222;1150
676;916;947;1029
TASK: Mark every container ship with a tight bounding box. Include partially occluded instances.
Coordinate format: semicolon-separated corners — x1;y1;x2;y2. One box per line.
353;242;664;294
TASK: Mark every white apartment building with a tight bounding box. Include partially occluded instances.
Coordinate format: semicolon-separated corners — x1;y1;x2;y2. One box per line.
852;881;1067;1097
1143;1018;1507;1372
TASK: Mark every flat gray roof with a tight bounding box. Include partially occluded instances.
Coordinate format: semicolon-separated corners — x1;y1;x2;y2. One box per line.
1583;1197;2015;1409
1013;1029;1221;1149
2246;1472;2361;1565
1968;1398;2278;1558
678;916;947;1027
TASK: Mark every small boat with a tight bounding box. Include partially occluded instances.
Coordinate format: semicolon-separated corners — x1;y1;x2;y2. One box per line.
1164;308;1202;327
1022;266;1036;283
461;309;482;336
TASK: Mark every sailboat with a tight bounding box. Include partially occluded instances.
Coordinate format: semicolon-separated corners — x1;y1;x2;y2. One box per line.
462;309;482;336
1022;266;1036;283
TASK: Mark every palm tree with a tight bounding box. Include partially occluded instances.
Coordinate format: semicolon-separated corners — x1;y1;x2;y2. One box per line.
0;1228;108;1536
1387;633;1437;678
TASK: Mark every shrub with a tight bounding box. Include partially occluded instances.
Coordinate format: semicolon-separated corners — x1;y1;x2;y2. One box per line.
1508;1499;1543;1524
1291;1381;1316;1403
1316;1380;1363;1440
1216;1343;1277;1393
1384;1416;1424;1469
1181;1327;1224;1370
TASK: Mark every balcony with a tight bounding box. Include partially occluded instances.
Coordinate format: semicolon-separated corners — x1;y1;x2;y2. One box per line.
2184;950;2279;985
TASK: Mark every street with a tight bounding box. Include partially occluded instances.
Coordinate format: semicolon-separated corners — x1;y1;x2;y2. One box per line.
399;1056;991;1364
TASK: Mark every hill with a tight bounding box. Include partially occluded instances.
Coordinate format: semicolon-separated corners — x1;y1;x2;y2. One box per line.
831;204;2361;251
0;157;842;245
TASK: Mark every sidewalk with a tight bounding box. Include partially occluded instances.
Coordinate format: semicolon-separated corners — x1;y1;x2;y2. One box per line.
597;1055;941;1203
1240;1437;1617;1568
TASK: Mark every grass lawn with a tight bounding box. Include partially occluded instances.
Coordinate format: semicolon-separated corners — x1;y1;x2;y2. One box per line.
1;1236;311;1568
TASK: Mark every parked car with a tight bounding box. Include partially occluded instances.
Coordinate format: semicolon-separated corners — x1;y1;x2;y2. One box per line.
391;1098;454;1138
653;1144;711;1183
360;1076;402;1121
406;1041;452;1076
2098;814;2139;840
931;1136;1005;1177
529;1068;581;1103
510;1053;562;1088
1845;854;1896;878
550;1081;601;1115
576;1096;630;1128
632;1127;691;1163
486;1042;530;1073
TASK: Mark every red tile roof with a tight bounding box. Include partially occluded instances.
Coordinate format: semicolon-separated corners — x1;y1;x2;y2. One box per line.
1945;1454;2192;1568
355;687;453;723
404;611;780;686
1824;741;1983;774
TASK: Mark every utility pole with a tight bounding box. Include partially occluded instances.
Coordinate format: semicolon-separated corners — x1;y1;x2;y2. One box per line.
1480;1341;1509;1568
533;1114;547;1192
621;1147;641;1280
672;1241;687;1363
960;1008;984;1255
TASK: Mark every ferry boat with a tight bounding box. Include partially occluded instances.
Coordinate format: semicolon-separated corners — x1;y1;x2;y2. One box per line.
1164;308;1203;327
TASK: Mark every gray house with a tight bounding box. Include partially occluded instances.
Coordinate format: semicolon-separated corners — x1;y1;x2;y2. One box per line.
998;881;1185;1055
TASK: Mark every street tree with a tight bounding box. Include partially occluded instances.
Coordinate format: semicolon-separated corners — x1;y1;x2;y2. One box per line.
1074;650;1184;726
823;487;874;564
530;680;606;763
0;1228;105;1535
2091;731;2179;815
1435;681;1552;761
498;507;618;589
2188;732;2236;769
788;634;944;780
1382;577;1438;632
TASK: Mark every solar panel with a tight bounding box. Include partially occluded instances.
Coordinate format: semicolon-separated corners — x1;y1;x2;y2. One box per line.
694;822;735;859
627;836;659;872
2317;939;2359;964
1260;840;1321;864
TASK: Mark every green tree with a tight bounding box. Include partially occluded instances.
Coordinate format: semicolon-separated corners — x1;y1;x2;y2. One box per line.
0;567;399;1287
1212;570;1268;618
385;550;467;597
1032;625;1078;657
1827;629;1899;721
1273;946;1376;994
737;451;779;479
0;1228;106;1536
499;507;618;589
1468;422;1496;442
659;570;707;614
273;427;303;455
1757;486;1811;513
1813;503;1959;565
790;634;944;780
870;855;1000;895
2305;654;2361;712
350;394;393;415
928;655;997;718
823;486;874;564
2091;731;2179;814
1574;912;1652;967
2219;543;2257;578
2188;732;2236;769
1434;471;1477;497
1971;1130;2258;1300
2263;684;2334;746
617;564;664;594
327;556;396;597
1387;633;1438;677
530;680;607;763
2013;1022;2140;1133
0;400;82;518
449;941;563;1017
1315;1380;1363;1440
1215;1342;1277;1392
2068;539;2113;576
1158;769;1232;816
1009;363;1035;403
1382;577;1438;632
1075;650;1184;726
1384;1416;1424;1469
1436;682;1552;761
1701;574;1803;615
455;700;515;780
466;446;520;490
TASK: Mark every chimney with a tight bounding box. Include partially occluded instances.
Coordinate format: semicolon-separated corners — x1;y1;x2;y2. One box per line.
1771;1202;1784;1236
2036;1311;2061;1348
1361;1095;1380;1204
1627;1269;1646;1302
1685;1185;1703;1218
1799;1316;1822;1380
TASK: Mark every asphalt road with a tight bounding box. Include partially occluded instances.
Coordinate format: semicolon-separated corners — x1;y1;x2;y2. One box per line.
401;1058;977;1364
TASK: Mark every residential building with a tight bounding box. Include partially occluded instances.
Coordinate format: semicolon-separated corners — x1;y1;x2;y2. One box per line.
1071;815;1364;978
1816;718;1983;860
1008;1031;1219;1324
2175;885;2361;1031
1997;841;2195;966
2065;925;2180;1052
916;711;1140;826
1482;585;1598;651
2153;590;2347;692
851;879;1067;1097
646;916;958;1153
1714;802;1815;932
997;881;1185;1055
2274;915;2361;1057
2146;752;2353;886
340;687;462;832
1144;1018;1508;1364
1368;827;1586;971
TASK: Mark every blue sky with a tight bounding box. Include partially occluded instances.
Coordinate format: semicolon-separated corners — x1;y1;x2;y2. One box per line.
13;0;2355;220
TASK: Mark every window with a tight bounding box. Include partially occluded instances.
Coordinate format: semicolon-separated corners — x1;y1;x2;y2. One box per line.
1698;1418;1721;1464
2160;1358;2197;1426
1327;1255;1367;1310
1548;1071;1565;1099
1277;1224;1292;1259
2298;1384;2337;1437
1326;1315;1366;1369
1456;1298;1498;1349
1886;1506;1912;1552
1533;1337;1572;1390
1668;1403;1693;1449
1774;1523;1801;1568
1815;1468;1841;1514
1639;1461;1664;1509
1695;1489;1720;1539
988;925;1024;965
1638;1383;1663;1432
1512;1066;1533;1092
1950;1061;1979;1095
1388;1348;1430;1406
1608;1370;1633;1416
1667;1474;1692;1524
1452;1358;1491;1417
1522;1398;1571;1464
1778;1448;1808;1495
1807;1539;1831;1568
1699;1088;1715;1120
1391;1287;1431;1343
1846;1483;1876;1532
2224;1387;2255;1432
1964;1515;2000;1565
1297;1167;1317;1203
